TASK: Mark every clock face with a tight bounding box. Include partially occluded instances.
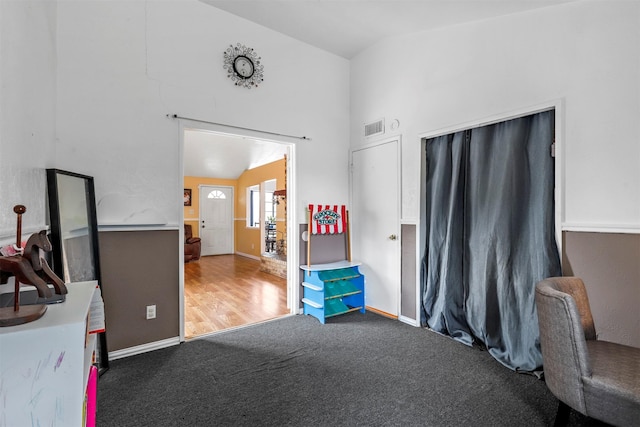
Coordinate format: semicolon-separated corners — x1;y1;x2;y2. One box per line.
233;56;254;79
223;44;264;89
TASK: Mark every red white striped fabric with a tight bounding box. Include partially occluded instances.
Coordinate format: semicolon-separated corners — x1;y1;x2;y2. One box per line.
308;204;347;235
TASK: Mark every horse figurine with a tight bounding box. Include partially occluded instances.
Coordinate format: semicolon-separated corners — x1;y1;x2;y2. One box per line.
0;255;51;300
22;230;67;296
0;206;67;326
0;230;68;295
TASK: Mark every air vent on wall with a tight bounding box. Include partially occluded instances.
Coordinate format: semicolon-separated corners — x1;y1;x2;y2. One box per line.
364;118;385;137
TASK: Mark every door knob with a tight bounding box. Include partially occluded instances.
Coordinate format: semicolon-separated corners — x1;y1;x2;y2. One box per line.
388;234;397;240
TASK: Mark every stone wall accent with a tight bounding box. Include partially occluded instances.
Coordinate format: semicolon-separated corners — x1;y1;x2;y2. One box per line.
260;255;287;279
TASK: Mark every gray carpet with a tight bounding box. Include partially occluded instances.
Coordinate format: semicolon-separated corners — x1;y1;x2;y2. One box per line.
97;312;605;426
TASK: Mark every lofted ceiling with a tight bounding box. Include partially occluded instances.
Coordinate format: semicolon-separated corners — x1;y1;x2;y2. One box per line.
184;130;289;179
200;0;577;59
187;0;576;179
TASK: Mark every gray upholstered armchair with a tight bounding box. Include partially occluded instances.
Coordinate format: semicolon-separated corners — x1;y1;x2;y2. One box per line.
535;277;640;426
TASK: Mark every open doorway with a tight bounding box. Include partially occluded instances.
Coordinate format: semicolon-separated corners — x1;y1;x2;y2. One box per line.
180;125;296;339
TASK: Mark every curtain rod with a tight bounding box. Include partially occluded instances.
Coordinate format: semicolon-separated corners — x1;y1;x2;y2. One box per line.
166;114;311;141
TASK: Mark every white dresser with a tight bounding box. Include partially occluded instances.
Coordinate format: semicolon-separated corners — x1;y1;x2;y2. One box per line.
0;281;98;426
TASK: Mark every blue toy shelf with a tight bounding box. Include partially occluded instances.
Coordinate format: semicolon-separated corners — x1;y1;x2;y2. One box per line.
300;260;365;324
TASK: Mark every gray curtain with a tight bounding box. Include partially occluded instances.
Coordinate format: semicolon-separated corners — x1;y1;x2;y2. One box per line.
421;110;561;371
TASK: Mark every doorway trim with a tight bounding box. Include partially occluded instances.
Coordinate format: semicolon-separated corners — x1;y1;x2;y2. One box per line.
177;119;299;342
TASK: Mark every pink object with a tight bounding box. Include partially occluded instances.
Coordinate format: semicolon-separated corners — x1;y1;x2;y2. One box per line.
0;241;26;256
85;364;98;427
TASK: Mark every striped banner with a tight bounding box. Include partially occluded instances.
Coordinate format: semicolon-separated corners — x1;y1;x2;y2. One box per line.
308;204;347;235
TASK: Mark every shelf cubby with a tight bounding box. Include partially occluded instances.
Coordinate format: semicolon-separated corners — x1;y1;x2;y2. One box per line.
300;261;365;324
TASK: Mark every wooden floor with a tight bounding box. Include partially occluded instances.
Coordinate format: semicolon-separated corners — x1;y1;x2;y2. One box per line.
184;254;289;339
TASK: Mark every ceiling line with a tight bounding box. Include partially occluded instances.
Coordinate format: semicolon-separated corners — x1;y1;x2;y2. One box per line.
167;114;312;141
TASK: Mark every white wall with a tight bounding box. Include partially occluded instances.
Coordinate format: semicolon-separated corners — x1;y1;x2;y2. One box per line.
350;1;640;346
55;0;350;226
3;0;636;348
0;0;57;240
351;1;640;228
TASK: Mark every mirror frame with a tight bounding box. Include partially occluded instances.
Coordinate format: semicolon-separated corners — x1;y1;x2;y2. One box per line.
46;169;109;374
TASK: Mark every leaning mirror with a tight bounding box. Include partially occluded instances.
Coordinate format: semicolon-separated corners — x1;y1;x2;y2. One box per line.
46;169;109;374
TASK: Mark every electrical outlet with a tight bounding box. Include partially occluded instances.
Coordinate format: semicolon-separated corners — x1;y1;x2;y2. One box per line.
146;305;156;320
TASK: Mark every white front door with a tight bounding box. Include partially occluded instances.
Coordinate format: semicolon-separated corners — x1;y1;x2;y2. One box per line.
351;139;400;316
199;185;234;256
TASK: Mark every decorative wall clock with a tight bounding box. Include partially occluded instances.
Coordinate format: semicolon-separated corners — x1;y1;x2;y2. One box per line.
223;43;264;89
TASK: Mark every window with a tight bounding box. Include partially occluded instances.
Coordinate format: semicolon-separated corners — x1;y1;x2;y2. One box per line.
265;191;274;222
208;190;226;199
247;185;260;227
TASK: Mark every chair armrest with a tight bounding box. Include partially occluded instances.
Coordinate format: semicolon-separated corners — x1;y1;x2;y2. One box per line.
186;237;201;244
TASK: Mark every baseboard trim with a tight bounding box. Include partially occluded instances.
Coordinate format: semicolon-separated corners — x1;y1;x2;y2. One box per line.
366;306;398;319
108;337;180;360
235;251;260;261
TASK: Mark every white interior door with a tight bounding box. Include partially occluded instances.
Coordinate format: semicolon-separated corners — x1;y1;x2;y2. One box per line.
351;139;400;316
199;185;234;256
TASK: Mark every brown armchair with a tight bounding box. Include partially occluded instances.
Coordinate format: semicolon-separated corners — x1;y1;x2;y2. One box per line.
184;224;201;262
